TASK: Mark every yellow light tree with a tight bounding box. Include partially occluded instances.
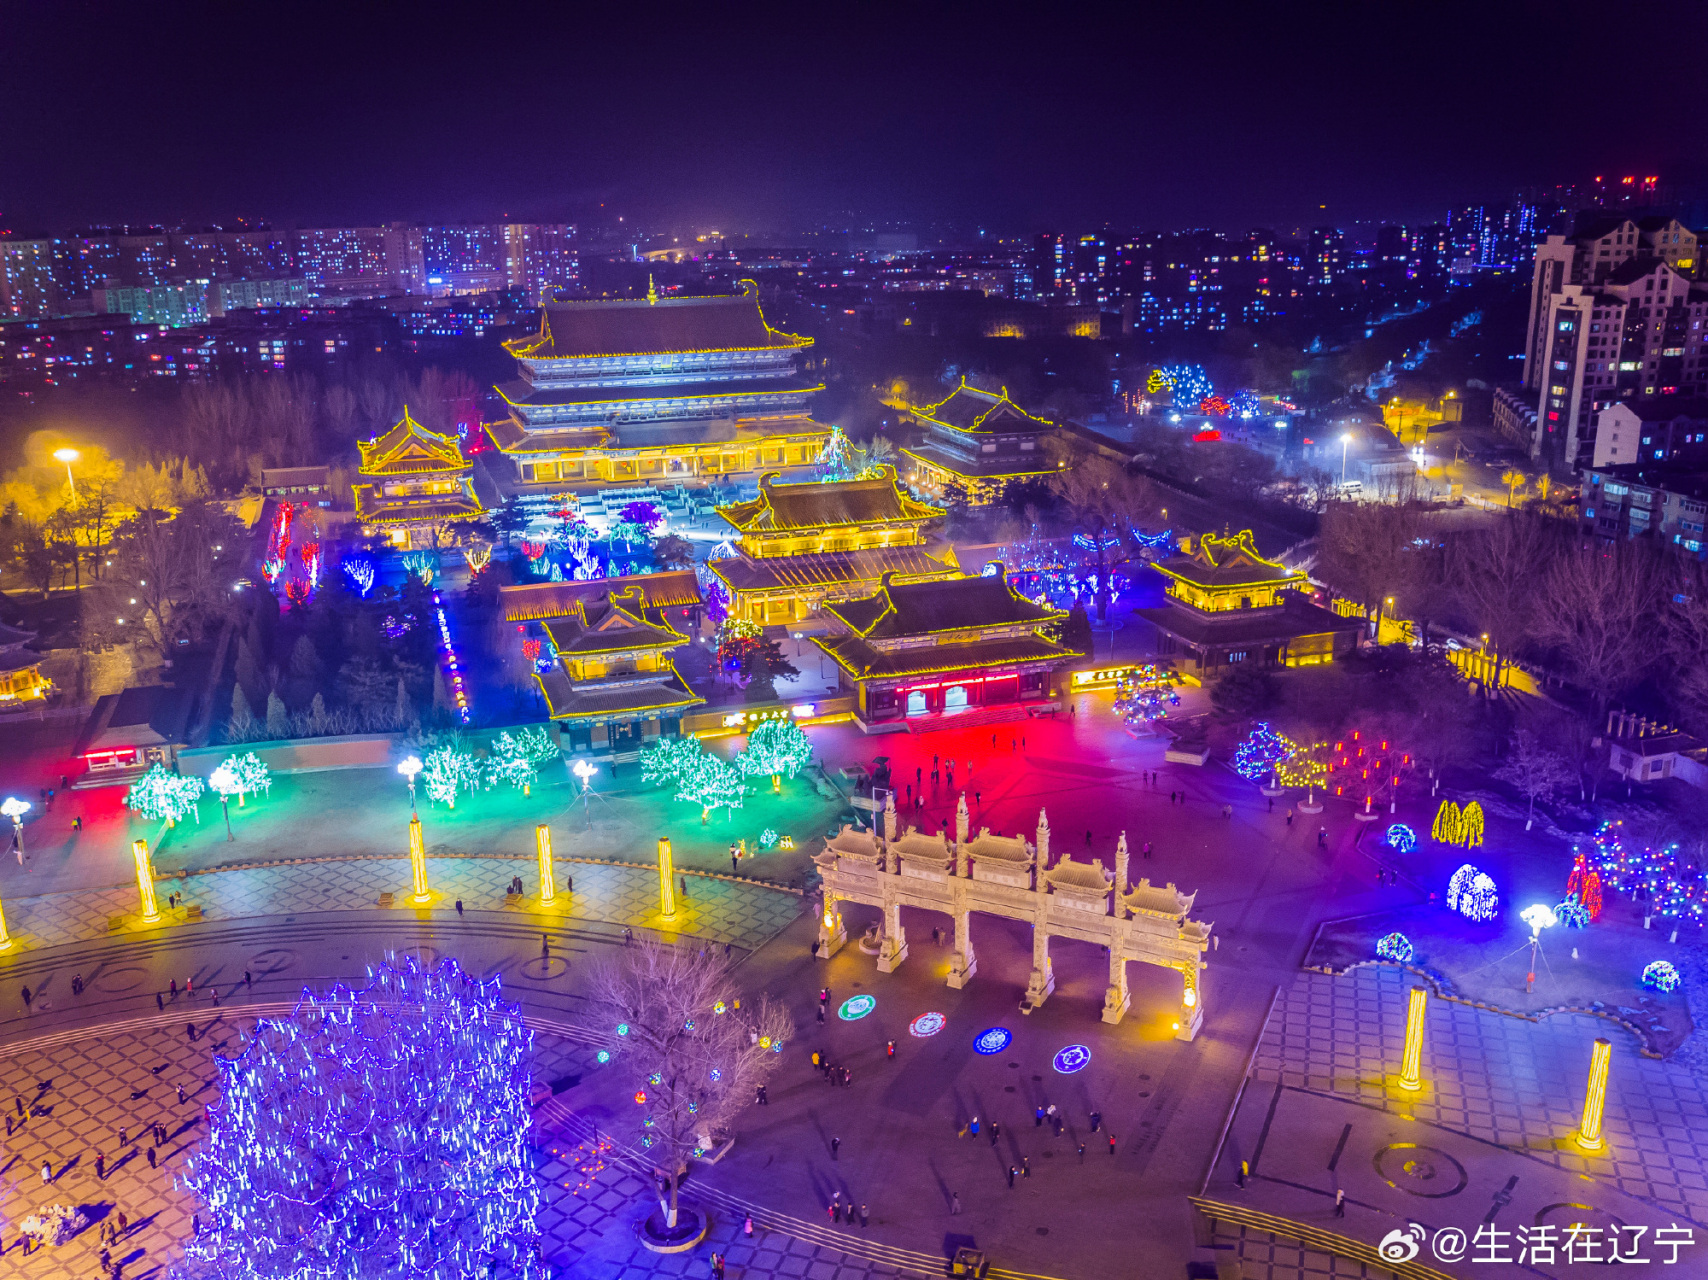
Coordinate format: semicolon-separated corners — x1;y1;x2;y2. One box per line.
1431;800;1462;844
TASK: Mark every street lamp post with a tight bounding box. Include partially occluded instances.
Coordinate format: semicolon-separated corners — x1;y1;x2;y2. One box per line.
398;756;423;810
573;759;599;826
53;447;79;502
1;798;30;862
1340;433;1353;488
1520;904;1557;994
209;763;238;841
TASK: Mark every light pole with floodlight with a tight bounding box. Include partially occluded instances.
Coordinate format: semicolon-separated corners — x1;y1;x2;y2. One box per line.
398;755;423;810
573;759;599;826
1340;432;1353;487
53;447;79;502
1;798;30;862
1520;903;1557;993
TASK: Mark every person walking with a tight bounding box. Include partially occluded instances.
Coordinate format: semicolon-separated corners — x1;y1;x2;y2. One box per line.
147;1147;157;1168
20;986;31;1008
177;1083;186;1104
1334;1188;1346;1217
40;1159;50;1183
816;1005;825;1025
743;1215;754;1238
1107;1133;1117;1155
859;1203;868;1227
455;899;464;917
731;848;740;875
96;1153;104;1179
156;993;164;1012
1286;808;1294;826
1022;1156;1031;1178
1034;1105;1044;1127
1089;1110;1102;1132
819;987;830;1006
886;1039;895;1058
831;1136;840;1160
1006;1165;1016;1188
1077;1142;1086;1162
951;1192;962;1215
969;1115;980;1137
989;1121;999;1146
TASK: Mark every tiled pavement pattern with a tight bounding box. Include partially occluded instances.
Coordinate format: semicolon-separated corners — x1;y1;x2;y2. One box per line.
0;1022;933;1280
1210;1226;1391;1279
2;856;805;954
1254;965;1708;1225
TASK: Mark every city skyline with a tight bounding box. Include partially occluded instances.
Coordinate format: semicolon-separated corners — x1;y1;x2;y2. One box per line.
2;1;1702;233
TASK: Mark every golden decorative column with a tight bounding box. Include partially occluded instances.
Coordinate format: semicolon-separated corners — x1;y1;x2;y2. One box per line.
658;837;677;918
536;824;556;903
133;838;160;923
408;814;431;903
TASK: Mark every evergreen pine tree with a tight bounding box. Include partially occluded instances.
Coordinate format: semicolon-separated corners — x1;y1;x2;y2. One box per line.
288;635;324;682
308;692;330;735
394;675;412;728
265;690;291;739
229;685;255;740
432;669;452;716
234;637;261;703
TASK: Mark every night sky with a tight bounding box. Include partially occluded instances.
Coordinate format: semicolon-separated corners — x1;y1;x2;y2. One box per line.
2;0;1700;235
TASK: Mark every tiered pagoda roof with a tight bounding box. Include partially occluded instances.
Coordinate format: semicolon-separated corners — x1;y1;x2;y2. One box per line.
530;584;704;723
356;408;468;476
911;381;1053;435
352;409;483;526
503;284;812;361
1152;529;1305;593
499;571;703;623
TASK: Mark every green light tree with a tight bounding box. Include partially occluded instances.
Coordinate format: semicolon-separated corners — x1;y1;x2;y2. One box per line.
814;426;865;482
640;737;745;821
126;763;205;827
738;718;813;783
489;727;559;795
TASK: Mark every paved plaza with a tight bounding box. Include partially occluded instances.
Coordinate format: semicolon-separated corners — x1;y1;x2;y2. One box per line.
0;694;1705;1278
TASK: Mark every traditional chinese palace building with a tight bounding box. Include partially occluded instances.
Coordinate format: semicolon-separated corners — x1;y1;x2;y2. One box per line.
352;409;484;548
488;281;831;490
816;568;1079;730
902;380;1059;504
500;572;705;756
708;468;959;626
1137;530;1360;678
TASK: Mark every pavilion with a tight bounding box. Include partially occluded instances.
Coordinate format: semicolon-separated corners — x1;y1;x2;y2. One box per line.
351;409;484;549
902;380;1059;504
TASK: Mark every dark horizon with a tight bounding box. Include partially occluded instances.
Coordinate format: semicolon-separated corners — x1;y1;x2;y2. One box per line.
1;0;1701;236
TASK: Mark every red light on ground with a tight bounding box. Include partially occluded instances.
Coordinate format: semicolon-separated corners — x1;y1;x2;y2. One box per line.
1193;429;1221;442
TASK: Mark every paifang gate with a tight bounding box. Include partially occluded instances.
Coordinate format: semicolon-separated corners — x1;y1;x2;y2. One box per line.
813;795;1213;1040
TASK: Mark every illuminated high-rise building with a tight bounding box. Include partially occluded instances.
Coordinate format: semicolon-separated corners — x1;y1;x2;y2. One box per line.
0;239;60;319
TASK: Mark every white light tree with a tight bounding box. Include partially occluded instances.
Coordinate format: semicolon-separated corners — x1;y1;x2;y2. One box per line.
215;751;271;805
590;943;792;1234
181;956;543;1280
422;744;487;809
488;726;560;796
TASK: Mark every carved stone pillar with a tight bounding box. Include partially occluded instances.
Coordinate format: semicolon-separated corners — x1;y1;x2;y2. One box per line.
1023;910;1054;1009
816;894;847;959
1177;962;1203;1041
876;897;908;973
1035;808;1051;870
883;792;897;844
955;793;970;846
1101;938;1130;1024
947;890;977;988
1113;832;1129;915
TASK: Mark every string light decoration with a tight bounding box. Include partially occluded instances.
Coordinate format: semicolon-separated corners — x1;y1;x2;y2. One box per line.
1447;864;1499;922
738;718;813;781
125;763;204;826
489;727;559;796
1643;960;1681;993
640;737;746;820
341;555;377;597
1230;389;1261;420
421;744;487;809
431;590;471;724
1326;729;1411;807
1231;721;1291;782
1198;395;1231;417
1554;895;1592;929
1153;364;1212;406
401;551;438;585
179;955;543;1280
1386;824;1417;853
1588;820;1703;921
590;942;792;1231
1431;799;1485;847
1376;932;1415;963
214;752;271;806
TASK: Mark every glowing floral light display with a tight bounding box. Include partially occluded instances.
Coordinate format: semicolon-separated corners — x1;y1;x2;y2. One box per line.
1553;894;1592;929
1376;932;1414;963
1565;852;1605;921
973;1027;1012;1055
125;763;204;826
1198;395;1231;417
1152;364;1212;407
1447;864;1499;922
1231;721;1291;782
1643;960;1681;993
180;956;542;1280
814;425;865;482
1386;824;1417;853
1230;389;1261;420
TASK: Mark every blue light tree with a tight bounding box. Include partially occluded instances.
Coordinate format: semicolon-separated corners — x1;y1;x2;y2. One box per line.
180;956;543;1280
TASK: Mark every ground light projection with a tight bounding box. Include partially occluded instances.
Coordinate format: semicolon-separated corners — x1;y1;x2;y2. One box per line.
1052;1045;1092;1074
179;955;542;1280
909;1012;946;1038
974;1027;1012;1055
838;994;876;1021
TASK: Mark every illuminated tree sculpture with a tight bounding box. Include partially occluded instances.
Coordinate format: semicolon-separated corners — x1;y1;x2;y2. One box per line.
125;763;204;827
738;717;814;783
640;736;705;788
1447;863;1499;922
1231;721;1290;782
489;727;560;796
590;942;792;1234
216;751;271;806
814;425;866;482
181;956;543;1280
421;744;487;809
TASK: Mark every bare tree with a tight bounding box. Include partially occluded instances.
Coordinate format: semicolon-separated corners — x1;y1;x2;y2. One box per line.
589;943;792;1231
1530;541;1660;717
1493;729;1577;829
1450;512;1561;689
1317;500;1424;641
1050;456;1160;622
1664;567;1708;736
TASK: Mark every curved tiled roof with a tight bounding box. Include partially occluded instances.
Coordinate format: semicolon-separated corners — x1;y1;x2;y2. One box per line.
826;568;1060;638
504;282;811;360
717;469;942;533
911;380;1052;434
